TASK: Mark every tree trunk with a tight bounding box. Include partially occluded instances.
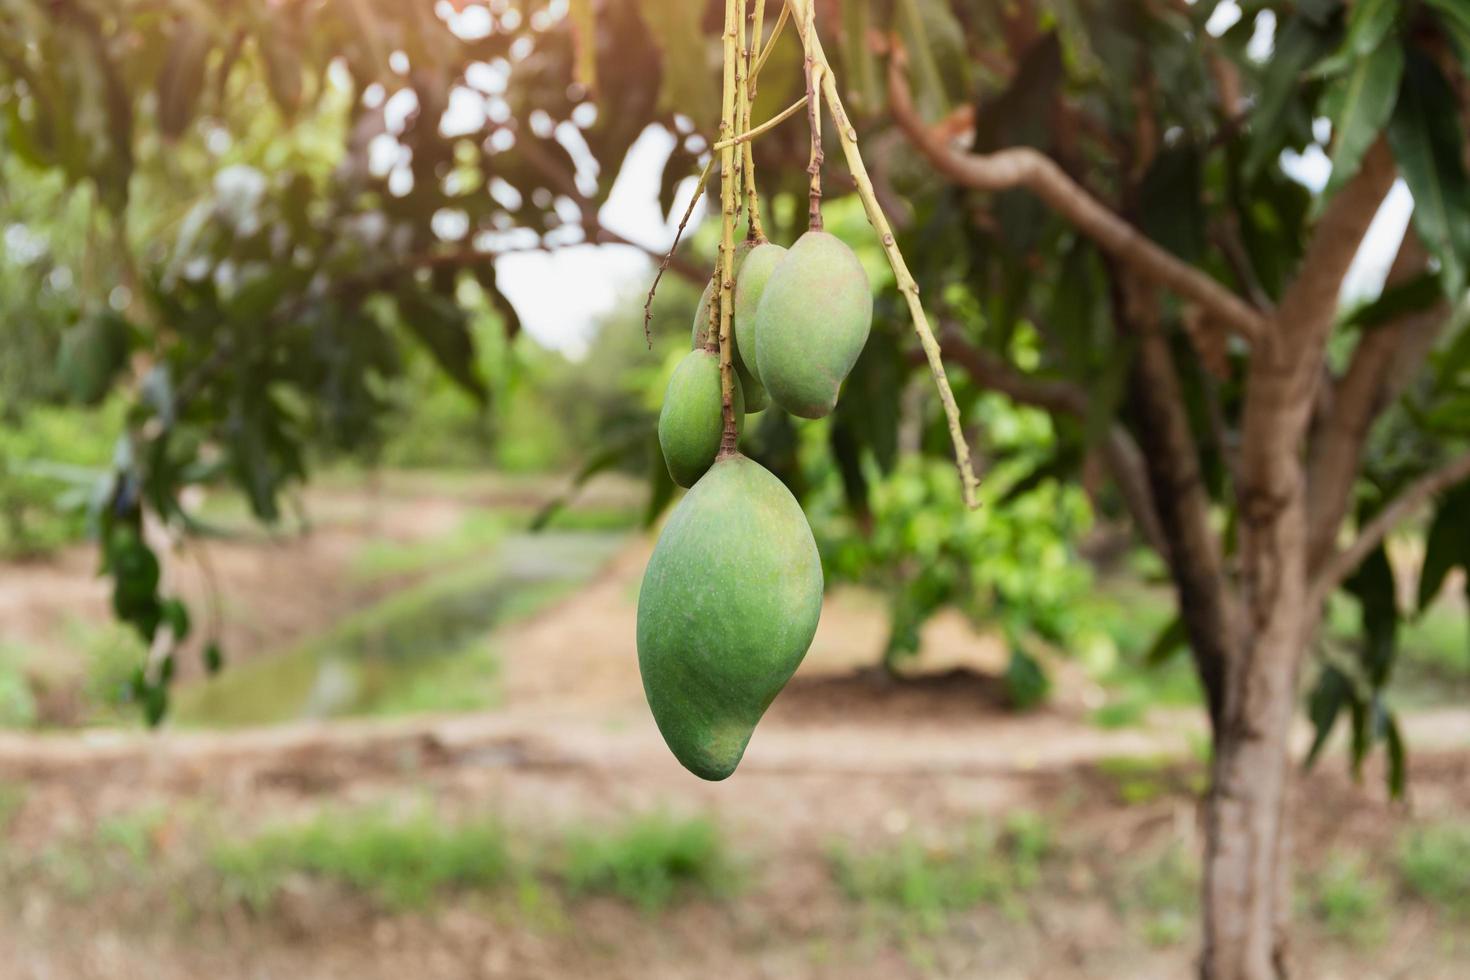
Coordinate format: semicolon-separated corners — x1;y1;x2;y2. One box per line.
1200;575;1310;979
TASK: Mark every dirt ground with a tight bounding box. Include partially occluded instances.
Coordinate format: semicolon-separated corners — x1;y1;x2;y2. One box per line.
1;479;1467;979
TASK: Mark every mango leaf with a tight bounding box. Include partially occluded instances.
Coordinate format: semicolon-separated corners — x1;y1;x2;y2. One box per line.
1424;0;1470;65
1344;542;1398;687
395;289;488;406
1243;13;1341;179
1139;143;1206;262
1384;709;1407;799
1387;48;1470;300
1340;270;1440;331
1319;40;1402;198
1305;663;1352;768
1004;644;1051;711
643;428;676;528
156;20;213;139
1144;615;1188;668
1417;481;1470;611
1313;0;1398;77
636;0;717;129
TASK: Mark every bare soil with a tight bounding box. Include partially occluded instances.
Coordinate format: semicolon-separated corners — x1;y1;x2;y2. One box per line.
1;479;1467;979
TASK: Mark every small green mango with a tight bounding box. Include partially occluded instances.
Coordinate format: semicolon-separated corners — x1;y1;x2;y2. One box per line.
637;454;823;780
658;349;744;488
731;241;786;382
753;231;872;418
691;247;769;413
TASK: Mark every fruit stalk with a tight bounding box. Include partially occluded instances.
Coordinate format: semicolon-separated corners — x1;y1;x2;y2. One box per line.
716;0;743;455
643;158;713;348
740;0;765;241
802;0;823;232
783;0;979;508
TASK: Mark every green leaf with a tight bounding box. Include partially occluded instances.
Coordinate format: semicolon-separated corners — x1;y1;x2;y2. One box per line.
156;20;213;139
1387;48;1470;300
1314;0;1399;77
1345;543;1399;688
1320;40;1403;198
395;290;488;406
635;0;717;129
203;642;225;676
1243;14;1341;179
1418;481;1470;611
161;598;191;643
1384;709;1407;799
1139;144;1206;262
1424;0;1470;65
1004;645;1051;711
1305;664;1352;768
1340;271;1441;331
1144;615;1188;668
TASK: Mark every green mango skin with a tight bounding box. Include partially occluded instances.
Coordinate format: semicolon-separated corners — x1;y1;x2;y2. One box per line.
731;241;786;382
691;248;769;413
659;349;745;489
637;455;824;780
754;231;873;419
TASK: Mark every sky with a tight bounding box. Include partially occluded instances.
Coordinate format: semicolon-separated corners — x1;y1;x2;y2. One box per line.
481;0;1412;358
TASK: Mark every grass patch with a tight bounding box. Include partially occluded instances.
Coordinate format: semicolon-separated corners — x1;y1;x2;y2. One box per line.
1307;853;1388;944
212;806;512;911
561;814;737;913
1095;754;1205;806
830;813;1051;933
1398;822;1470;919
0;782;25;832
350;512;509;582
1119;842;1198;947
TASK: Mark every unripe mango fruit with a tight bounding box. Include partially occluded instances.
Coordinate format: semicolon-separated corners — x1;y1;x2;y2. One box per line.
754;231;873;418
732;241;786;382
691;246;769;413
658;349;744;488
637;454;823;780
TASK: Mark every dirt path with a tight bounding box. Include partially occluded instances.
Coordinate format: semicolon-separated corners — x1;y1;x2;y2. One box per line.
2;483;1469;978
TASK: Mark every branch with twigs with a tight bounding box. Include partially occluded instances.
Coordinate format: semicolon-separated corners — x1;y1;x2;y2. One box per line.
886;49;1266;344
1311;451;1470;607
715;0;742;454
784;0;980;508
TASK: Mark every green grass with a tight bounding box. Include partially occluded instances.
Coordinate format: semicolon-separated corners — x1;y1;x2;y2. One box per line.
212;806;513;911
561;814;737;913
1308;853;1388;943
829;813;1052;933
0;782;25;832
1120;842;1198;947
1398;822;1470;918
1095;754;1206;806
349;511;510;582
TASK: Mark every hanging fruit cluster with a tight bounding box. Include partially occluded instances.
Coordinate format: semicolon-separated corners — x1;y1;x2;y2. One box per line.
637;0;971;780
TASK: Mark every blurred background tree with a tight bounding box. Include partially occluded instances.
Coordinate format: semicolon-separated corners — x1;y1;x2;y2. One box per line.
3;2;1470;975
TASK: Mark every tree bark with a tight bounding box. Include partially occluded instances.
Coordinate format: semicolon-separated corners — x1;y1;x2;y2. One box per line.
1200;140;1397;980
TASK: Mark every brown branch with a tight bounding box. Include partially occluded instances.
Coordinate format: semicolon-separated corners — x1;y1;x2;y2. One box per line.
1311;451;1470;606
932;327;1167;556
1114;276;1236;731
1306;228;1449;571
888;55;1266;343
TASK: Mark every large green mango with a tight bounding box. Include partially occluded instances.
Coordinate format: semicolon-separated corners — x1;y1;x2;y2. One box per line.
637;454;823;780
691;244;769;413
753;231;872;418
658;349;744;488
731;241;786;382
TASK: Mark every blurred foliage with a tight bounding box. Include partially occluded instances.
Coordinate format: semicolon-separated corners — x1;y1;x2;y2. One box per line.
0;0;1468;769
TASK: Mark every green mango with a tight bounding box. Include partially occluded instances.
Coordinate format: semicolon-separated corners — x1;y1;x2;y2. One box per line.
658;349;744;488
753;231;872;418
691;244;769;413
731;241;786;382
637;454;823;780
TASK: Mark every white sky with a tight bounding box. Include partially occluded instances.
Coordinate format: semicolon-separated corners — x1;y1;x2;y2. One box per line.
477;0;1410;356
